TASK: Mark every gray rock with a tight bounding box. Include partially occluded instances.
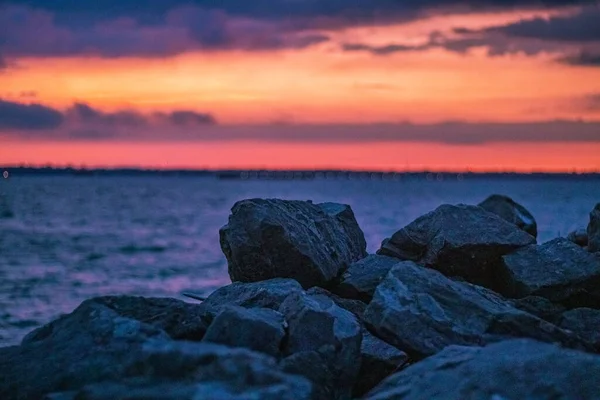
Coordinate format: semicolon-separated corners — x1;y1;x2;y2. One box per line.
568;229;589;247
306;286;368;322
333;254;400;302
202;306;286;357
478;194;537;237
377;204;535;290
364;261;589;359
559;308;600;350
509;296;566;323
200;278;303;322
364;339;600;400
279;291;362;400
354;330;409;398
589;203;600;253
0;300;169;400
500;238;600;307
220;199;367;288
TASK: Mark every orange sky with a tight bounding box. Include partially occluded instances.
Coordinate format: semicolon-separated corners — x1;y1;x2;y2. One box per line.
1;7;600;171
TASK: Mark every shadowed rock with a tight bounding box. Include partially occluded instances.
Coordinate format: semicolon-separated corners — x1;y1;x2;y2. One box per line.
202;306;286;357
478;194;537;237
589;203;600;253
364;339;600;400
510;296;566;323
559;308;600;350
333;254;400;302
377;204;535;290
306;286;368;322
354;329;409;398
364;261;589;359
279;291;362;400
568;229;589;247
220;199;367;288
500;238;600;307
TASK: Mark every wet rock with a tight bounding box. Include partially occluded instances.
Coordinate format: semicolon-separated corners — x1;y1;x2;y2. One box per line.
559;308;600;350
202;306;286;357
377;204;535;290
220;199;367;288
510;296;566;323
500;238;600;307
478;194;537;237
364;339;600;400
1;300;168;400
279;291;362;400
364;261;588;359
589;203;600;253
354;330;409;398
199;278;303;322
333;254;400;302
568;229;589;247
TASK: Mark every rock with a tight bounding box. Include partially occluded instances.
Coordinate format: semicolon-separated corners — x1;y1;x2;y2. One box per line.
220;199;367;288
377;204;535;290
354;330;409;398
306;287;368;322
202;306;286;357
589;203;600;253
279;291;362;400
568;229;589;247
559;308;600;350
0;300;169;400
510;296;566;323
333;254;400;302
200;278;303;322
500;238;600;307
364;339;600;400
364;261;589;359
478;194;537;237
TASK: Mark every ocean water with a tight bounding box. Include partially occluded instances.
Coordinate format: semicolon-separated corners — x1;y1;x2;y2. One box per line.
1;175;599;347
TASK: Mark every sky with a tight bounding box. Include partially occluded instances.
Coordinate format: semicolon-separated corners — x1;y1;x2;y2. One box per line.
1;1;600;171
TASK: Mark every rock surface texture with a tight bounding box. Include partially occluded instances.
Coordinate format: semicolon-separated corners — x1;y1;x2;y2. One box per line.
478;194;538;237
333;254;400;302
377;204;535;290
220;199;367;288
589;203;600;253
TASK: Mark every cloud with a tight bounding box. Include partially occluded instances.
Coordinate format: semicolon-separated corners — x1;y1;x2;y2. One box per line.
157;110;217;126
69;103;147;126
560;50;600;66
0;99;64;130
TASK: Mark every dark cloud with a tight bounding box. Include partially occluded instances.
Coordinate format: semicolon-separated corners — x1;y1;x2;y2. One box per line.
0;99;64;130
158;110;217;126
69;103;147;126
560;50;600;66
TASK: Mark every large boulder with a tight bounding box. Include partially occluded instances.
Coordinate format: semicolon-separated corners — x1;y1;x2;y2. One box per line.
354;330;409;398
478;194;537;237
500;238;600;307
364;339;600;400
306;287;368;323
220;199;367;288
199;278;303;322
202;306;286;357
559;308;600;350
509;296;566;323
333;255;400;302
568;229;589;247
279;291;362;400
589;203;600;253
377;204;535;290
364;261;589;359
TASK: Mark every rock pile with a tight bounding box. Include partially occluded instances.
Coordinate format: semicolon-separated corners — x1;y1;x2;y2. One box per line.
2;196;600;400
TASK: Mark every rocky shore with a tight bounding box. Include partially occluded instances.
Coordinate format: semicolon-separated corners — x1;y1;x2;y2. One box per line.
2;196;600;400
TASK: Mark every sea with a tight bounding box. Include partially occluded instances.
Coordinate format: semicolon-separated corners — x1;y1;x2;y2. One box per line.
1;173;599;347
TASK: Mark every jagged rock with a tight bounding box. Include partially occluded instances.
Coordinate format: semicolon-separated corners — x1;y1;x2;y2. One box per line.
354;329;409;398
220;199;367;288
306;287;368;322
377;204;535;290
478;194;537;237
199;278;303;322
589;203;600;253
0;300;169;400
510;296;566;323
559;308;600;350
333;254;400;302
279;291;362;400
364;261;589;359
202;306;286;357
364;339;600;400
500;238;600;307
568;229;589;247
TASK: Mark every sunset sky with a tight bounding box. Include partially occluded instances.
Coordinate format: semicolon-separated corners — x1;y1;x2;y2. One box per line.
1;1;600;171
